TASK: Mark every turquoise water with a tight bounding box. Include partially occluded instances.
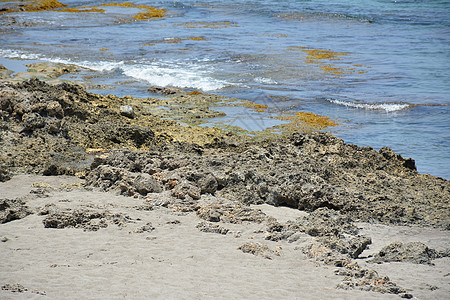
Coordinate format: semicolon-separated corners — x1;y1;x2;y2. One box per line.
1;0;449;178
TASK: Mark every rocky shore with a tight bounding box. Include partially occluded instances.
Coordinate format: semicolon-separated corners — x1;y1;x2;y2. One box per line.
1;69;449;299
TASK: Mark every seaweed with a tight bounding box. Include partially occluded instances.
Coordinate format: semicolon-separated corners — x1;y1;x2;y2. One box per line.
1;0;67;13
287;46;370;77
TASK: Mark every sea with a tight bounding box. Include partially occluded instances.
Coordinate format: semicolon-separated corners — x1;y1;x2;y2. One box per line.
1;0;449;179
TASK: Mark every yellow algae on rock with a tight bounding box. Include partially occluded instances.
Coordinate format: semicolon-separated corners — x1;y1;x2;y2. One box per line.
320;64;349;76
189;37;208;41
248;103;269;112
56;2;166;21
293;111;339;127
287;46;369;77
187;91;203;95
58;7;105;13
302;49;348;63
1;0;67;13
271;111;339;133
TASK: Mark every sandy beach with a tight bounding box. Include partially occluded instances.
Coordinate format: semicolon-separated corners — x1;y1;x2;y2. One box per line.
1;175;449;299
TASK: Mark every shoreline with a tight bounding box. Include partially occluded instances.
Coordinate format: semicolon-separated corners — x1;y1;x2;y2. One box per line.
1;65;449;299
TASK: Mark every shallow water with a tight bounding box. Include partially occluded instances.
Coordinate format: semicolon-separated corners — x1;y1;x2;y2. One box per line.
1;0;449;178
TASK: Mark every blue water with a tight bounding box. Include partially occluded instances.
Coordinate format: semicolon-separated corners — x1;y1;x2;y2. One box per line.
1;0;449;178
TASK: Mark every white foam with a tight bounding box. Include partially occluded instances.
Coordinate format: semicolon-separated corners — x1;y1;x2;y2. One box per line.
0;49;41;60
254;77;277;84
0;49;228;91
328;99;410;112
122;64;228;91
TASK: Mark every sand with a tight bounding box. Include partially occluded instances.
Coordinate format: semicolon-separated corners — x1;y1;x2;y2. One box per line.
1;175;449;299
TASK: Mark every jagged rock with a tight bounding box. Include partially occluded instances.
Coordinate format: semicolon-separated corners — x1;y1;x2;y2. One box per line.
43;209;132;231
370;241;442;265
238;242;280;259
197;203;267;224
0;198;32;224
196;221;229;234
171;180;201;200
147;86;184;95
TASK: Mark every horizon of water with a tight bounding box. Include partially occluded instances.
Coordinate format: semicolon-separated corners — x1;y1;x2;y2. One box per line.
0;0;449;179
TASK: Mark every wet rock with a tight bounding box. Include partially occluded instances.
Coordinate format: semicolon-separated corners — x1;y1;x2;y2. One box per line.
370;241;442;265
147;86;185;95
196;221;229;235
0;198;32;224
0;65;13;79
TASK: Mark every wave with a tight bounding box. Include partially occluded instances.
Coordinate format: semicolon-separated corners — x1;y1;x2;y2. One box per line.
122;63;228;91
0;49;229;91
327;99;410;112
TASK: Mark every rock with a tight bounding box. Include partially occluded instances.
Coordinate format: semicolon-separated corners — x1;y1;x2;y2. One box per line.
133;173;162;195
0;198;32;224
120;105;134;118
171;180;201;200
317;235;372;259
0;79;448;231
198;174;218;194
196;205;221;222
370;241;441;264
1;283;27;293
46;101;64;117
238;242;280;259
336;266;408;296
147;86;184;95
196;203;267;224
0;65;13;79
196;221;229;234
0;165;11;182
21;112;45;131
132;222;155;233
42;209;132;231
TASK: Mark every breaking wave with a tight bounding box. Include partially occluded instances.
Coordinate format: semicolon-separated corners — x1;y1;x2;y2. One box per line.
327;99;411;112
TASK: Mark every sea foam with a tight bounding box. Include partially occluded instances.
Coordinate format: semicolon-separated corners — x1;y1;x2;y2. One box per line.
0;49;228;91
122;63;228;91
327;99;410;112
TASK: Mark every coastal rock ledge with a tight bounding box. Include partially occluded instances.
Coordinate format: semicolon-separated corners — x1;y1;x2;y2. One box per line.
1;79;448;229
